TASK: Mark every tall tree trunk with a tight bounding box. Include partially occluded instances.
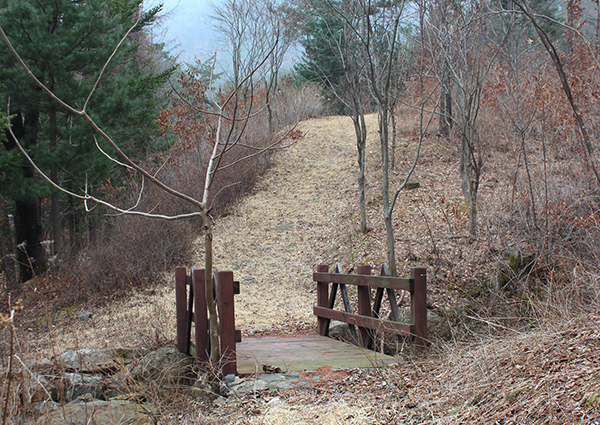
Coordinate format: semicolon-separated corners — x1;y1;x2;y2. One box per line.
379;106;397;276
439;65;452;137
391;107;397;171
468;187;478;239
14;199;46;282
0;218;16;291
352;110;368;233
6;111;47;283
202;210;220;365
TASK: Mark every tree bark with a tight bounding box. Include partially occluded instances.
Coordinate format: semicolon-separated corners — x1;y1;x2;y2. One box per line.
352;109;368;233
202;209;220;365
14;199;46;282
379;106;397;276
6;111;47;282
0;219;16;291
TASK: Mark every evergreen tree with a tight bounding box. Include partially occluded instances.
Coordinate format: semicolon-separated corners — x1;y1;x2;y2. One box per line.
0;0;174;283
294;0;346;108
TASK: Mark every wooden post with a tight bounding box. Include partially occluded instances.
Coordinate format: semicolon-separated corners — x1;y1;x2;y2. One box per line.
357;265;373;349
218;270;237;376
193;269;208;362
175;267;187;353
316;264;330;335
411;267;428;354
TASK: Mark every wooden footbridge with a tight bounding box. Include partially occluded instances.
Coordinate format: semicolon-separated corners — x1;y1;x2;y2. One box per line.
176;264;427;376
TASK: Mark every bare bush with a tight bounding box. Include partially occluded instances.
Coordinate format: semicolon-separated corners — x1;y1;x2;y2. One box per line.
271;78;324;129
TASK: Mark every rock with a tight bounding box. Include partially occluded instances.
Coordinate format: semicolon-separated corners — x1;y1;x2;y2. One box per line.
36;399;155;425
63;373;105;401
30;400;59;416
110;348;149;366
398;307;451;341
55;349;116;374
28;374;60;403
190;375;213;399
328;321;358;344
213;396;228;406
129;347;194;386
76;312;92;321
103;370;130;400
222;372;305;396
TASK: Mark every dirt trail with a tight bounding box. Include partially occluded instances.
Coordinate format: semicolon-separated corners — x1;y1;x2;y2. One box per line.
203;114;367;332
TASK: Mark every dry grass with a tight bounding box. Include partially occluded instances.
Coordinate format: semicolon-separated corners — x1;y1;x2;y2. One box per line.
390;315;600;424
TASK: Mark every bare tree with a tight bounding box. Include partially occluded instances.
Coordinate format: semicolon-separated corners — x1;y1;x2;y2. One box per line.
327;0;437;275
424;0;503;239
211;0;300;137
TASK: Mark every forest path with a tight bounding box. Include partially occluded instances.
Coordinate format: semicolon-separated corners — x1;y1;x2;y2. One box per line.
199;114;374;334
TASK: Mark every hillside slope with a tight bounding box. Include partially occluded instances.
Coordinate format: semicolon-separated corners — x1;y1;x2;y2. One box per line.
7;112;600;424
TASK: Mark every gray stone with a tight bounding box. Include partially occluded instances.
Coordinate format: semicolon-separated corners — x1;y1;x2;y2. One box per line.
29;374;59;403
36;399;155;425
329;320;358;344
222;372;308;396
129;347;194;386
55;349;117;374
190;376;213;399
213;396;228;406
398;307;451;341
110;348;149;366
103;370;130;400
30;400;59;416
63;372;105;401
76;312;92;321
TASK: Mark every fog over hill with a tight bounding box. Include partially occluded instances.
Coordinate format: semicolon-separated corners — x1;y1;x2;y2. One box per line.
155;0;221;63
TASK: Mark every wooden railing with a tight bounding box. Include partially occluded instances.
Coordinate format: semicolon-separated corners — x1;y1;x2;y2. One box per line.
175;268;241;375
313;263;427;353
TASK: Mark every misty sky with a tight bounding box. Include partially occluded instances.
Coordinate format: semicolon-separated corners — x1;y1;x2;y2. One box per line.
155;0;222;63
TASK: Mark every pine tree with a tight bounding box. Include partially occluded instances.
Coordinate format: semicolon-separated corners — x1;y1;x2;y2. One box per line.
0;0;174;283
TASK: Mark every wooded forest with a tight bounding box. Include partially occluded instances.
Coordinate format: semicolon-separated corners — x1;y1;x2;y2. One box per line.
1;0;600;423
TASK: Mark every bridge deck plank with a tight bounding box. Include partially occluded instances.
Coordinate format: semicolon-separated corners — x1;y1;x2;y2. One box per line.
236;334;398;375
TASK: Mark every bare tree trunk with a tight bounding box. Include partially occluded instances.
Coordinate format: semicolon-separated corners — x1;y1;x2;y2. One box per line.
459;137;471;203
439;65;452;137
14;199;46;282
468;183;478;239
202;210;220;365
391;104;397;170
352;110;368;232
380;106;397;276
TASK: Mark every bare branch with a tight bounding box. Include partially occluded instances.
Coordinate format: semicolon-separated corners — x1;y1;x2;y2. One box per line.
83;16;141;112
95;136;133;170
6;100;200;221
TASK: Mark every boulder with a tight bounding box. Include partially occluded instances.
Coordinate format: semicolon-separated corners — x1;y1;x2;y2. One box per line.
63;372;105;401
28;374;60;403
55;349;116;374
328;321;358;344
397;307;451;341
129;347;194;386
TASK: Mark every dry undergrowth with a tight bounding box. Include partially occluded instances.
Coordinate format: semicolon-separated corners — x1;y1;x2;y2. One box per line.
2;110;600;424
